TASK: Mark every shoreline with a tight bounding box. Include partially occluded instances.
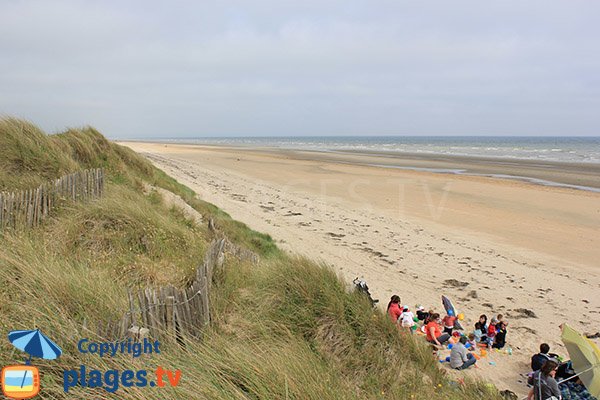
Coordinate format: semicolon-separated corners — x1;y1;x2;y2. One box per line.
268;147;600;192
120;140;600;192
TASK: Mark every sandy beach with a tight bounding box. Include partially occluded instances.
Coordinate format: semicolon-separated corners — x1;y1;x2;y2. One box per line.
120;141;600;396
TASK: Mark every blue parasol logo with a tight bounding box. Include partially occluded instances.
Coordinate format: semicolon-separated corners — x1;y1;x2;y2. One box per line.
1;329;62;399
8;329;62;362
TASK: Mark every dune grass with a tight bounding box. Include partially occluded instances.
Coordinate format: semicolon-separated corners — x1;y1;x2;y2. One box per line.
0;118;502;399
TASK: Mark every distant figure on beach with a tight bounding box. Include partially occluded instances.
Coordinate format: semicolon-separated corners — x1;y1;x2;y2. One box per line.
474;314;489;344
442;313;457;335
493;319;508;349
467;333;477;350
496;314;505;325
387;295;402;323
416;306;429;323
426;313;450;346
399;306;416;333
426;309;435;323
531;344;558;371
486;317;498;348
527;360;561;400
352;277;379;307
450;336;477;370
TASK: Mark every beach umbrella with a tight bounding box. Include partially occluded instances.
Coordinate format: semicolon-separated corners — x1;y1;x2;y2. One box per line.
8;329;62;361
441;295;464;330
560;324;600;397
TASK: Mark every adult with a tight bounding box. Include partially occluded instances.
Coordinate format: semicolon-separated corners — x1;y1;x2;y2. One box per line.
527;360;561;400
387;295;402;323
531;344;557;371
450;336;477;370
426;313;450;346
474;314;488;343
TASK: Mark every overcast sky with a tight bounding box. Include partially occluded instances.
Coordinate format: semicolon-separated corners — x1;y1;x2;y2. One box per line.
1;0;599;138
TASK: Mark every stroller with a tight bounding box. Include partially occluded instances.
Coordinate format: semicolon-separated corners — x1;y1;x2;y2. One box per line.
353;277;379;307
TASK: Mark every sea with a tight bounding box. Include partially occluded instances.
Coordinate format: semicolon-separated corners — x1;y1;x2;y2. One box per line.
159;136;600;164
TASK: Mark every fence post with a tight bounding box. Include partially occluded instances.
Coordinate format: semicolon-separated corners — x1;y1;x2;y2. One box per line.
0;192;4;229
154;288;164;333
9;192;14;228
137;290;148;331
101;168;104;195
181;289;192;337
128;289;137;327
146;288;158;337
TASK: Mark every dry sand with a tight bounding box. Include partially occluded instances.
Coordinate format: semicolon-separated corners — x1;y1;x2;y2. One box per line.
120;141;600;396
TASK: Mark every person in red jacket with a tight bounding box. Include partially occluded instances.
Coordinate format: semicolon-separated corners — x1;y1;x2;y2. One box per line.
387;295;402;324
486;317;498;348
442;313;457;335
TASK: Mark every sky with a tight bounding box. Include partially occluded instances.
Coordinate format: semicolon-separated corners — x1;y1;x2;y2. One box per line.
1;0;599;138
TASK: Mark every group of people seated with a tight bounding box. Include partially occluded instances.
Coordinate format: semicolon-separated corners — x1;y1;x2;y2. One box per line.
385;294;597;399
528;344;562;399
386;295;509;371
528;343;597;400
474;313;509;349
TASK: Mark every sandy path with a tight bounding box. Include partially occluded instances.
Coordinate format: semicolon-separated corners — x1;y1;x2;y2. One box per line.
121;142;600;396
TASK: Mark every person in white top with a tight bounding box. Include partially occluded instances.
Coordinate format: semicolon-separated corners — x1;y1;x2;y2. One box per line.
398;306;416;333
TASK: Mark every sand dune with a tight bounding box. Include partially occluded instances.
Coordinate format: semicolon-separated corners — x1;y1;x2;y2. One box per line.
120;141;600;396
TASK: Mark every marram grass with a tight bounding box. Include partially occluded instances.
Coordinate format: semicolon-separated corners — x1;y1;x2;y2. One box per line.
0;118;502;399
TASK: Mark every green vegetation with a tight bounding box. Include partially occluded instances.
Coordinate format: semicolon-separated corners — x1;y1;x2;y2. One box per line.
0;118;501;399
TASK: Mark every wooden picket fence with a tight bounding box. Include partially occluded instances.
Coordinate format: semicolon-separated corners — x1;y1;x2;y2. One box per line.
0;168;104;230
98;237;258;342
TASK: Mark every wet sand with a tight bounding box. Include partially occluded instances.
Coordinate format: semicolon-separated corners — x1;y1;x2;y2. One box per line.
280;148;600;192
120;141;600;396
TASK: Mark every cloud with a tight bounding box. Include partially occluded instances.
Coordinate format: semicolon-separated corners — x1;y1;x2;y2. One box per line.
1;0;599;137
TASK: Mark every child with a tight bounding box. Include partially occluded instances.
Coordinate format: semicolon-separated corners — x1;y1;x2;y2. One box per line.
487;317;498;348
467;333;477;350
399;306;416;333
472;329;483;344
493;320;508;349
442;312;457;335
496;314;508;327
416;306;429;322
